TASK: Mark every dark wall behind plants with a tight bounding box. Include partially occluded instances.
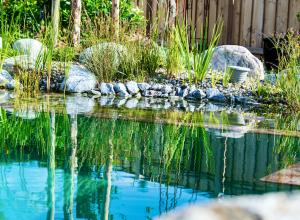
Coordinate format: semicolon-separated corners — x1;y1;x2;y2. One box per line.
0;0;144;36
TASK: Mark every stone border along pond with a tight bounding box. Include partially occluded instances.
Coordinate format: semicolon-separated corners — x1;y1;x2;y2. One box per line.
0;38;284;109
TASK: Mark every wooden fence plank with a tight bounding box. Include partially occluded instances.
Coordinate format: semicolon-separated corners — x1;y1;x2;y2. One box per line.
263;0;277;36
240;0;253;46
195;0;205;40
288;0;300;30
133;0;299;48
276;0;289;33
208;0;218;42
251;0;264;47
232;0;242;44
217;0;229;44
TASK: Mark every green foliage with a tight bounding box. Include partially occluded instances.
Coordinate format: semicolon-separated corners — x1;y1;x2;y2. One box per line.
0;0;145;35
175;20;223;82
276;32;300;111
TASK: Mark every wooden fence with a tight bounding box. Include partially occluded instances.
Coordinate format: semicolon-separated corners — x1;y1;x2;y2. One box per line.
134;0;300;53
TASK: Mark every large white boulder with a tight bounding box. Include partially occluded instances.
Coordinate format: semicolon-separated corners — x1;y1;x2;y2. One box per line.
210;45;265;80
13;38;46;60
0;37;2;49
60;64;97;93
79;42;127;65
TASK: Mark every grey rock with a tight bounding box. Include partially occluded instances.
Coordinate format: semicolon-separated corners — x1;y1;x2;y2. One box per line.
100;96;114;106
187;89;206;100
206;88;226;102
210;45;265;80
176;87;189;98
161;84;173;94
151;83;164;90
126;81;140;95
0;70;13;81
79;42;127;65
264;73;277;85
13;38;46;60
125;98;139;109
114;83;130;97
6;80;23;90
138;82;151;91
60;64;97;93
3;55;38;73
114;98;127;107
100;83;115;95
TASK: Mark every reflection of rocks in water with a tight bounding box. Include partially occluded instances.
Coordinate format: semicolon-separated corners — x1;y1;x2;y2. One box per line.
206;113;249;139
100;96;115;106
66;95;95;114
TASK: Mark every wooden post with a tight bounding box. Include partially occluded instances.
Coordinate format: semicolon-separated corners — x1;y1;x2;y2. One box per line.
71;0;81;47
112;0;120;39
51;0;60;46
169;0;177;28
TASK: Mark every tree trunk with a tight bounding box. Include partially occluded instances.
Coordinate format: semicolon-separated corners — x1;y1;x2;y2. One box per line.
169;0;176;28
71;0;81;46
51;0;60;46
111;0;120;39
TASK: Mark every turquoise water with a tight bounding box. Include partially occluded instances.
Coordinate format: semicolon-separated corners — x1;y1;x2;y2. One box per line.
0;94;299;219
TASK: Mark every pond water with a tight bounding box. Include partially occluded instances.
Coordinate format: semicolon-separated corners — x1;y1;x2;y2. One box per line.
0;93;299;219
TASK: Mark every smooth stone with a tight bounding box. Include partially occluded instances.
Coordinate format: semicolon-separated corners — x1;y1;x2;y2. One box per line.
176;87;189;98
115;98;127;107
13;38;46;60
6;80;23;90
3;55;38;73
151;83;164;91
206;88;226;102
138;82;151;91
210;45;265;80
0;70;13;81
125;98;139;109
100;82;115;95
79;42;127;65
99;96;114;106
187;89;206;100
60;64;97;93
126;81;140;95
158;193;300;220
114;83;130;97
161;84;173;94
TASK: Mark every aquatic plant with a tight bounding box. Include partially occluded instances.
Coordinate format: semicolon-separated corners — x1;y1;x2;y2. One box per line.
175;20;223;82
276;31;300;110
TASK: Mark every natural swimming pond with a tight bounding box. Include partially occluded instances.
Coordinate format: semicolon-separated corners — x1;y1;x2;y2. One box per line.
0;93;299;219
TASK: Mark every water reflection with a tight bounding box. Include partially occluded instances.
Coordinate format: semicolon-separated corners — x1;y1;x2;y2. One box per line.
0;105;299;219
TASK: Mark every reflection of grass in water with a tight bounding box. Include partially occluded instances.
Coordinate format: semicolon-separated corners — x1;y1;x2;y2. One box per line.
0;109;213;189
273;113;300;168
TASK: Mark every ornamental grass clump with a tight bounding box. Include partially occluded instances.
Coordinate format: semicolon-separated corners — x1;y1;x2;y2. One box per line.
175;20;223;82
276;31;300;111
